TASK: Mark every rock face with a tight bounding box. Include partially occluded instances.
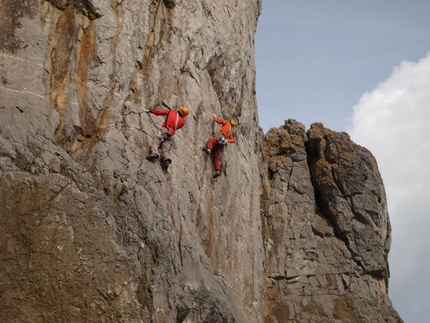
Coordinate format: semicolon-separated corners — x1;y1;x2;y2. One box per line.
0;1;402;323
262;120;400;322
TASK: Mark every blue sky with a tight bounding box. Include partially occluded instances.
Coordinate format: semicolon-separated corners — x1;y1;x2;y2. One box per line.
255;2;430;322
256;1;430;132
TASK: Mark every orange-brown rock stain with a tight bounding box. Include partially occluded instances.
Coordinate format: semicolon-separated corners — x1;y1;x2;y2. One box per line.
48;5;76;150
74;20;98;147
264;278;295;322
46;4;106;154
131;0;178;107
264;277;279;318
333;297;362;323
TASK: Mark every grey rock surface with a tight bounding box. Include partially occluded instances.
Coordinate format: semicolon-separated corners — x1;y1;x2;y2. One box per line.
262;120;402;322
1;1;402;322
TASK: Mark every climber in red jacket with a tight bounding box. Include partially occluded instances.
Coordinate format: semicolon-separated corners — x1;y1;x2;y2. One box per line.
145;105;189;168
203;114;236;178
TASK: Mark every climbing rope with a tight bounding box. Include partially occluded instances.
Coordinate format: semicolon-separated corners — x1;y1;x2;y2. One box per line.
165;168;180;247
144;109;179;247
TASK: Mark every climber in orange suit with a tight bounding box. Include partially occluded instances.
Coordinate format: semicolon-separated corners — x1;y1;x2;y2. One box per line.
145;106;189;169
203;114;237;178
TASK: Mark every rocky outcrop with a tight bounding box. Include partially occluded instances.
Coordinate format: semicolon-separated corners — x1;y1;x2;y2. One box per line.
0;1;402;322
262;120;401;322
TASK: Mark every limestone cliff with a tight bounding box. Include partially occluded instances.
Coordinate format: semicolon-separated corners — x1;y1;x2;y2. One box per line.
0;1;402;322
262;120;401;322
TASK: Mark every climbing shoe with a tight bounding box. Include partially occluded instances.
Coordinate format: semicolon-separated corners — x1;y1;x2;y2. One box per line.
203;148;211;154
146;153;159;161
213;170;221;178
163;159;172;169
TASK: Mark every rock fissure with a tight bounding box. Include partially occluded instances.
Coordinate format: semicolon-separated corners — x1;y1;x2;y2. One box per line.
0;85;47;100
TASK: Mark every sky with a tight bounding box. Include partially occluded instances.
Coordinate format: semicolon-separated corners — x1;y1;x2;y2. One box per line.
255;2;430;322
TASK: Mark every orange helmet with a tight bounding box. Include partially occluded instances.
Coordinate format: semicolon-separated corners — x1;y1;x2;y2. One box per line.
178;106;189;117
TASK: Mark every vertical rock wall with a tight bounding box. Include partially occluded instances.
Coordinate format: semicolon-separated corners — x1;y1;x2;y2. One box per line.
1;0;264;322
0;1;403;323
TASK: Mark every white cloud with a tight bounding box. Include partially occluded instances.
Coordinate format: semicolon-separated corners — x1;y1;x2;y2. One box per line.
349;53;430;323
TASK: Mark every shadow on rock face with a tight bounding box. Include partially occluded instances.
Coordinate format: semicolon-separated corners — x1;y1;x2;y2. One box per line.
163;0;176;9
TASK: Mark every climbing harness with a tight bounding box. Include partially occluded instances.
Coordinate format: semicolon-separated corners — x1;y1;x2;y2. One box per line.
217;134;227;145
156;110;179;141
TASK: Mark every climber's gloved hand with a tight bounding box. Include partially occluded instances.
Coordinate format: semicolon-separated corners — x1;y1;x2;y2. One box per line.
144;109;150;113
